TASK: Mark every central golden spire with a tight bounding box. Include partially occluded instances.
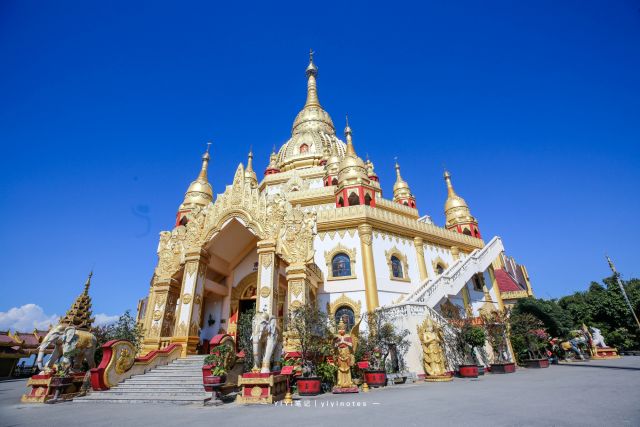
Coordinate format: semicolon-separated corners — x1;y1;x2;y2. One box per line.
197;142;211;182
344;114;355;155
305;49;320;108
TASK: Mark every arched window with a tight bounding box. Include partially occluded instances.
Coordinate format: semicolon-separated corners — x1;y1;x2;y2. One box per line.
179;216;189;226
337;197;344;207
348;192;360;206
364;193;372;206
463;228;472;236
331;253;351;277
331;178;338;186
436;264;445;275
403;201;409;206
474;229;481;238
299;144;309;154
391;256;403;278
335;306;355;330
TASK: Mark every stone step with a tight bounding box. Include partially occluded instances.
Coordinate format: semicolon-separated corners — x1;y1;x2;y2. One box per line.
75;395;210;404
100;391;209;397
117;384;205;390
124;379;203;384
133;373;201;377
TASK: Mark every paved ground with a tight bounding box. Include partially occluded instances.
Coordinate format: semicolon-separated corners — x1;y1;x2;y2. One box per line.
1;357;639;427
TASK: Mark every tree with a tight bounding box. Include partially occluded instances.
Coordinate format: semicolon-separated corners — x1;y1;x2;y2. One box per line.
287;305;332;377
93;310;145;365
362;310;410;372
512;298;572;338
237;311;255;373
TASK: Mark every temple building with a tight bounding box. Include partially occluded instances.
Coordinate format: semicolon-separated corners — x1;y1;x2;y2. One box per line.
137;52;534;374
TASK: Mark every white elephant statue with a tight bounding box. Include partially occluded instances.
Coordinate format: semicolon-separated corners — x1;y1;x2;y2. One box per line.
252;311;279;374
590;327;607;348
37;324;98;373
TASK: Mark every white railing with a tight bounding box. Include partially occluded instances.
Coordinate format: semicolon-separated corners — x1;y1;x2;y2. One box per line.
404;236;504;306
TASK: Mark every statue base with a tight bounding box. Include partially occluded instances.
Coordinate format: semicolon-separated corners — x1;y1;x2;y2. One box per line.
236;373;287;404
423;374;453;383
21;373;87;403
592;347;620;359
332;386;359;394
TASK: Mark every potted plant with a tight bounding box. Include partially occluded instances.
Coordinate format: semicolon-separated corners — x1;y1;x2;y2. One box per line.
202;344;231;391
362;310;410;387
287;305;331;396
457;322;486;378
482;310;516;374
524;328;550;368
509;313;549;367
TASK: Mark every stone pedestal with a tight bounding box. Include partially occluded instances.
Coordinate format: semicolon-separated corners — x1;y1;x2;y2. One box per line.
21;373;86;403
332;386;359;393
236;373;287;404
592;347;620;359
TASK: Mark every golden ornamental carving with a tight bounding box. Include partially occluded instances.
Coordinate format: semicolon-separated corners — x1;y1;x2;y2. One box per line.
260;254;273;268
182;293;192;304
289;300;303;310
432;256;449;274
156;294;167;307
185;262;197;276
189;321;200;336
194;294;202;306
277;202;317;265
250;386;262;397
327;293;362;321
149;323;160;338
324;243;356;266
358;225;373;246
260;286;271;298
115;347;135;375
176;321;188;337
289;281;303;297
152;310;162;321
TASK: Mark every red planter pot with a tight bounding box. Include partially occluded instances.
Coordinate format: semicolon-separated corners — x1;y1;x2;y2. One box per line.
490;363;516;374
203;374;226;392
458;365;479;378
364;370;387;387
297;377;322;396
526;359;549;369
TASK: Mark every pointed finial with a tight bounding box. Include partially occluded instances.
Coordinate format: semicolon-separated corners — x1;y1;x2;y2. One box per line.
247;148;254;171
306;48;318;77
197;143;211;181
395;157;402;178
344;114;352;136
83;271;93;295
444;170;455;196
305;50;320;107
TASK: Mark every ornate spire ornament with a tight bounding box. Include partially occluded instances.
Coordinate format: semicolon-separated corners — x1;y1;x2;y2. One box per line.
393;160;416;208
178;143;214;216
305;49;320;107
443;170;480;238
244;149;258;188
59;272;95;331
265;146;280;175
276;51;345;172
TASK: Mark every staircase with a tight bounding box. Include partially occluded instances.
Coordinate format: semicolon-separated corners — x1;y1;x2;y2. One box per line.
75;355;210;405
404;236;504;306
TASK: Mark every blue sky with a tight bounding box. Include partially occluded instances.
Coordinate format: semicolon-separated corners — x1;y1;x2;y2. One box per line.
1;1;639;326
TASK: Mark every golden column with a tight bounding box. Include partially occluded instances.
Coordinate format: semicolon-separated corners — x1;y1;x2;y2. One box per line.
285;263;309;311
413;237;428;282
358;224;379;311
141;277;180;355
256;239;279;317
172;248;210;356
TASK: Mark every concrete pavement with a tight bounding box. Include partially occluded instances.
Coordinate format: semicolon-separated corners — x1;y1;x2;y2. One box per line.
1;357;639;427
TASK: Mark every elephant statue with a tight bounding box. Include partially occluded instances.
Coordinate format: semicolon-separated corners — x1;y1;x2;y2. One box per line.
37;324;98;373
252;311;279;373
590;327;607;348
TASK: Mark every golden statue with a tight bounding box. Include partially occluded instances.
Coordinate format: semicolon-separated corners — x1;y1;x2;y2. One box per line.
333;318;361;392
417;318;451;381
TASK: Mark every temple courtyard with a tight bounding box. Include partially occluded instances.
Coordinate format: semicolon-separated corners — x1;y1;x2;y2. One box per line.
0;358;638;427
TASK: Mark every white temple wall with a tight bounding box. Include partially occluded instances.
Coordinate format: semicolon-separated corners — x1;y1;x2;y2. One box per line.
314;231;364;294
232;251;259;287
370;233;420;294
423;243;455;277
200;297;223;342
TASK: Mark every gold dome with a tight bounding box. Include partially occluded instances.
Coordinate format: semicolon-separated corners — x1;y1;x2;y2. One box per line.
180;145;213;210
277;51;346;171
444;170;476;226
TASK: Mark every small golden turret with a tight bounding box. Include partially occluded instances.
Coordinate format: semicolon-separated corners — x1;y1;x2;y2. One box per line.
265;146;280;175
443;170;480;238
179;143;214;212
393;161;416;208
337;116;368;186
59;272;95;331
244;149;258;188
